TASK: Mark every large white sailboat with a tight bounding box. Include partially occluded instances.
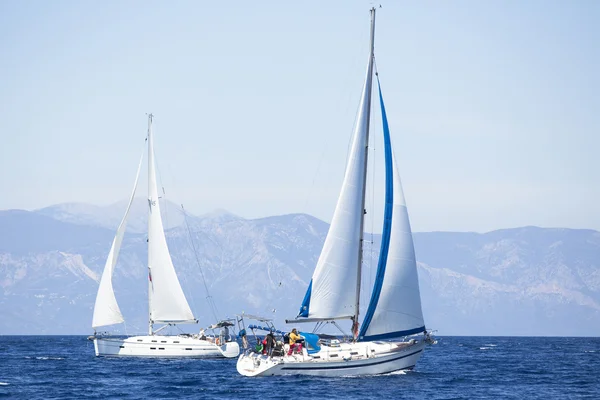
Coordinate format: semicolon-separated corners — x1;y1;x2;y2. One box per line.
237;8;434;376
90;114;239;358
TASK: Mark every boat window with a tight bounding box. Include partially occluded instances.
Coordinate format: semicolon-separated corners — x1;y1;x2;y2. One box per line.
137;339;143;342
159;348;165;350
119;346;125;348
150;347;156;350
173;341;180;343
161;341;167;343
151;340;157;343
350;352;358;355
330;354;338;358
185;348;192;350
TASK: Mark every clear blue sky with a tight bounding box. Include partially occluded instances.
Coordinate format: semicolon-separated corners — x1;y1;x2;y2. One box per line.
1;0;598;232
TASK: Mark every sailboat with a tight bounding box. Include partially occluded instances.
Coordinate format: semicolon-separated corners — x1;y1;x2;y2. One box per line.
236;8;433;376
90;114;240;358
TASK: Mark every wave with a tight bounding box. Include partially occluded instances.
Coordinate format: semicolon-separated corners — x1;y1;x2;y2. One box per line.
384;369;408;375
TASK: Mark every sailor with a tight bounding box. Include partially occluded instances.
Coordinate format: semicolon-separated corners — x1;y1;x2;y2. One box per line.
220;325;230;342
287;328;303;355
264;331;276;357
255;339;264;354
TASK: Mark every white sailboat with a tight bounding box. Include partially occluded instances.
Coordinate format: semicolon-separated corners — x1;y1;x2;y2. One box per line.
236;8;434;377
90;114;240;358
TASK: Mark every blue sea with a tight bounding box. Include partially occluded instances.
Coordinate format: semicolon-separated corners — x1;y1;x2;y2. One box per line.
0;336;598;399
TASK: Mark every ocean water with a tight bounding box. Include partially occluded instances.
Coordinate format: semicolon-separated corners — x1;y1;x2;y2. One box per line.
0;336;598;399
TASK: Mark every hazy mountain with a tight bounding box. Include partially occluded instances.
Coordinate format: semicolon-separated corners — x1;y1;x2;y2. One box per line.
0;204;598;336
36;198;185;233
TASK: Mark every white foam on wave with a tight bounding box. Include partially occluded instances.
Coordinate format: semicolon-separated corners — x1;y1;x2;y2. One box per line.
35;356;64;360
385;369;408;375
0;382;9;386
484;344;497;347
340;369;409;378
479;347;493;350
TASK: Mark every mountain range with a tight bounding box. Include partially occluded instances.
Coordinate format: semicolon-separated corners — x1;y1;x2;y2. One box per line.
1;200;599;336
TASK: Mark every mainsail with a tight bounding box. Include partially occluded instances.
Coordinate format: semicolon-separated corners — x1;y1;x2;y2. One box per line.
146;115;195;324
92;146;145;329
298;33;375;321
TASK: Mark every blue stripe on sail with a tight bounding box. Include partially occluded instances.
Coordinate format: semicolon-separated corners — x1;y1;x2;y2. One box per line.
360;326;426;341
359;75;394;340
298;279;313;317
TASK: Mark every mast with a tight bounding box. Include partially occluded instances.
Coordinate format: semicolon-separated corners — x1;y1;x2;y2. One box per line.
147;113;154;336
353;7;376;338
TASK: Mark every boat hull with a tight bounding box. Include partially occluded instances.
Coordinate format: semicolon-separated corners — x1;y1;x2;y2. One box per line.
237;339;425;377
93;335;240;358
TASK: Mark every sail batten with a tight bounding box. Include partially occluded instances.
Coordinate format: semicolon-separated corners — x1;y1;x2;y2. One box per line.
92;144;145;329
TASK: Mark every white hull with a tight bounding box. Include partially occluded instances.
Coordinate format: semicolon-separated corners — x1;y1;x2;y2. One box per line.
94;335;240;358
237;339;425;377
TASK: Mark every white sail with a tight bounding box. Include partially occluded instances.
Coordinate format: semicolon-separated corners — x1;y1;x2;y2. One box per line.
360;150;425;339
92;147;145;329
302;53;374;320
147;117;195;323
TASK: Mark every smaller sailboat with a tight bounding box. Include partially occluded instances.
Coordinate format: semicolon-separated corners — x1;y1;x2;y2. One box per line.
90;114;239;358
236;8;434;377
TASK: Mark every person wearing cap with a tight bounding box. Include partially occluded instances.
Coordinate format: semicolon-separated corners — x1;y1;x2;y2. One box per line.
287;328;303;355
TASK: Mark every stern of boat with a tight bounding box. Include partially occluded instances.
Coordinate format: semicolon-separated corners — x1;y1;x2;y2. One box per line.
236;353;282;377
218;341;241;358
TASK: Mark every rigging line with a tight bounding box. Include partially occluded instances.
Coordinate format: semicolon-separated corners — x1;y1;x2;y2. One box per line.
302;142;328;213
153;150;169;230
152;147;200;321
303;54;365;215
180;204;220;322
148;119;170;229
263;267;282;318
